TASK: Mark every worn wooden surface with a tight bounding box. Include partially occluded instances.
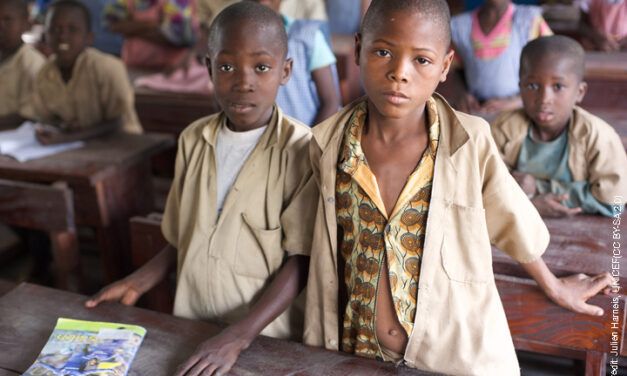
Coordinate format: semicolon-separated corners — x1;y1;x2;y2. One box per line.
0;132;174;282
0;280;15;297
0;283;435;376
493;215;624;289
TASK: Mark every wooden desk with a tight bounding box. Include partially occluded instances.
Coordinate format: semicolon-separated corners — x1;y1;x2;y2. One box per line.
0;132;174;282
581;52;627;109
0;280;15;297
493;215;626;289
0;283;435;376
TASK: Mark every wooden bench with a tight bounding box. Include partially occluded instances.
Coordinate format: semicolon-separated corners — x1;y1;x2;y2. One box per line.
0;179;80;291
129;213;173;313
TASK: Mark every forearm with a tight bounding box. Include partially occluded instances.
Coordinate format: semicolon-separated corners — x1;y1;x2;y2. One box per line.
543;179;613;216
64;118;121;143
519;258;560;298
225;255;309;344
127;243;177;293
311;66;341;125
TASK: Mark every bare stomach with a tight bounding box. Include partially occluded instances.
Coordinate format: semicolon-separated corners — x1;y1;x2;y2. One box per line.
375;259;408;354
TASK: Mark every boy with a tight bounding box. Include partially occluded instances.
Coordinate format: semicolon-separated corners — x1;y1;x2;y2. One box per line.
0;0;45;129
32;0;141;145
247;0;340;126
303;1;614;374
491;35;627;217
85;3;317;376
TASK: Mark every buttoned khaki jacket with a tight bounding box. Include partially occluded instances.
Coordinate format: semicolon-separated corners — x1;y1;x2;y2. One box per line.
0;44;45;119
491;107;627;205
304;95;549;375
32;48;141;133
162;107;317;340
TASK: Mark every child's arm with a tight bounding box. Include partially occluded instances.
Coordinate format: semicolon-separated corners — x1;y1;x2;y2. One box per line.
85;244;177;307
311;65;341;125
447;68;480;113
578;11;620;52
480;94;522;114
519;257;614;316
173;254;309;376
36;118;121;145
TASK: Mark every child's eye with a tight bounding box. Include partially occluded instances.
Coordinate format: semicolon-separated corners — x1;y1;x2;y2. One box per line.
525;83;538;90
219;65;233;72
375;49;390;57
256;64;270;72
553;83;564;90
416;57;430;65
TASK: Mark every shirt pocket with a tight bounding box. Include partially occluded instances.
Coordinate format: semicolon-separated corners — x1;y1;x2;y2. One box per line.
235;213;285;279
440;203;492;284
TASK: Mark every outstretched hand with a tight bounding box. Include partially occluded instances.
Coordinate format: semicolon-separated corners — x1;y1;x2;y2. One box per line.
174;327;251;376
545;272;615;316
84;278;144;308
531;193;582;217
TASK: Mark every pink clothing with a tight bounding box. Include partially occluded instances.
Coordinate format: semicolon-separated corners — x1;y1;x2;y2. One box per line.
588;0;627;40
134;59;212;94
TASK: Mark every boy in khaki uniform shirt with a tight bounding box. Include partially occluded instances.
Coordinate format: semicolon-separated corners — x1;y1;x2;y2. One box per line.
0;0;45;129
304;0;615;375
33;0;141;145
491;35;627;217
87;3;316;376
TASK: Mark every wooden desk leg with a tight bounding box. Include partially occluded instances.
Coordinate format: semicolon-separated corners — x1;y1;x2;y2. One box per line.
50;229;82;292
585;351;607;376
96;162;155;282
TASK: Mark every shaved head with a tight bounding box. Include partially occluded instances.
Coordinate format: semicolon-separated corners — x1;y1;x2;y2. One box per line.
0;0;28;17
521;35;585;81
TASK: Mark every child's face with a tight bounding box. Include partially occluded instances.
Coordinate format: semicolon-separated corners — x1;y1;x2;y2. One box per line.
0;3;28;54
355;10;453;121
45;6;93;70
246;0;282;14
206;19;291;130
519;54;586;132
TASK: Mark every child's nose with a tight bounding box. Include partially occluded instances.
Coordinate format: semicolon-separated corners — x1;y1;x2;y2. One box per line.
387;59;410;83
235;69;255;91
539;86;553;104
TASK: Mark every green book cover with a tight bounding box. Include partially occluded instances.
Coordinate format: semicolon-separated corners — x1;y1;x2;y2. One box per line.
22;318;146;376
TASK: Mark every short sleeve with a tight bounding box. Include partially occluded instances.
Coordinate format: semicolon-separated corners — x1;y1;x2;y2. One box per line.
528;14;553;39
159;0;196;46
309;29;336;72
99;58;142;133
161;136;188;248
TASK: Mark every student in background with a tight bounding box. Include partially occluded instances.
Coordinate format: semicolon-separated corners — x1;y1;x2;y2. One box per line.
575;0;626;51
86;3;317;376
0;0;45;129
32;0;141;145
449;0;552;115
249;0;340;127
103;0;196;69
491;36;627;217
325;0;371;35
304;1;614;374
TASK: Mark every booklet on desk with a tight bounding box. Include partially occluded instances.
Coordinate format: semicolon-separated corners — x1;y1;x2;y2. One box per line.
23;318;146;376
0;122;84;162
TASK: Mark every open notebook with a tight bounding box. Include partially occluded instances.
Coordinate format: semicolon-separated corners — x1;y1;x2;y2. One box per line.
0;122;84;162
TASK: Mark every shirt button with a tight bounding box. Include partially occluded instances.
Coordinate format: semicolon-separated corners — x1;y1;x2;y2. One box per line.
385;225;391;232
328;338;337;346
327;197;334;203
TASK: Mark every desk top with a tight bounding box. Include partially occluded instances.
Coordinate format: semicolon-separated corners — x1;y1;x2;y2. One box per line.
0;132;174;186
584;52;627;81
0;283;433;376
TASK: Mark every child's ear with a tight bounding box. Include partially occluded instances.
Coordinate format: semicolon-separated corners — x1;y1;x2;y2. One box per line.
205;55;213;79
280;57;293;85
576;80;588;104
354;32;362;66
439;49;455;83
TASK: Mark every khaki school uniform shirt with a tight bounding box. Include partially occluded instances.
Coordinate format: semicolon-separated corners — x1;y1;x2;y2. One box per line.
32;48;141;133
162;107;317;340
0;44;45;119
304;95;550;376
491;106;627;205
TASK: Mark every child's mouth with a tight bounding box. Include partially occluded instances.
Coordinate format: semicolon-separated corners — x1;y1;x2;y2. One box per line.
58;43;70;51
537;112;553;122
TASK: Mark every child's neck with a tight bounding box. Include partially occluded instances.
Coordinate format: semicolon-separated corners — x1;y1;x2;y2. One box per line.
364;101;428;144
0;42;23;64
531;121;568;142
478;1;510;35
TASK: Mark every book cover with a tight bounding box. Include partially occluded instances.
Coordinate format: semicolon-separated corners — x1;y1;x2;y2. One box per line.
22;318;146;376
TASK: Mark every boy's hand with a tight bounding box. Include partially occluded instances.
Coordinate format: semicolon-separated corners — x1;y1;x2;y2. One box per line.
531;193;582;217
36;126;65;145
479;95;522;114
511;170;536;196
544;272;616;316
174;326;251;376
84;278;144;308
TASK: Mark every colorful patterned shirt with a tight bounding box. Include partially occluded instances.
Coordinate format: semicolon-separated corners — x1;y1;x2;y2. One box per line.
336;97;440;360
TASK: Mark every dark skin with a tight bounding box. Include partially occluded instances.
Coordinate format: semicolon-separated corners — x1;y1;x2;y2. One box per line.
355;10;454;353
87;18;306;376
37;5;120;143
451;0;522;114
0;2;30;128
247;0;341;125
516;53;587;218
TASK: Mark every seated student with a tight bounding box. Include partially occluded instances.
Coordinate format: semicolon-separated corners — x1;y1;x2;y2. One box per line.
575;0;626;51
0;0;46;130
325;0;371;35
85;3;317;375
248;0;341;127
31;0;141;145
103;0;196;69
449;0;552;115
491;36;627;218
303;1;614;374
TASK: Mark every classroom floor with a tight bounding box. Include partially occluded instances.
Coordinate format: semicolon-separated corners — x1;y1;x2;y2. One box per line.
0;224;624;376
